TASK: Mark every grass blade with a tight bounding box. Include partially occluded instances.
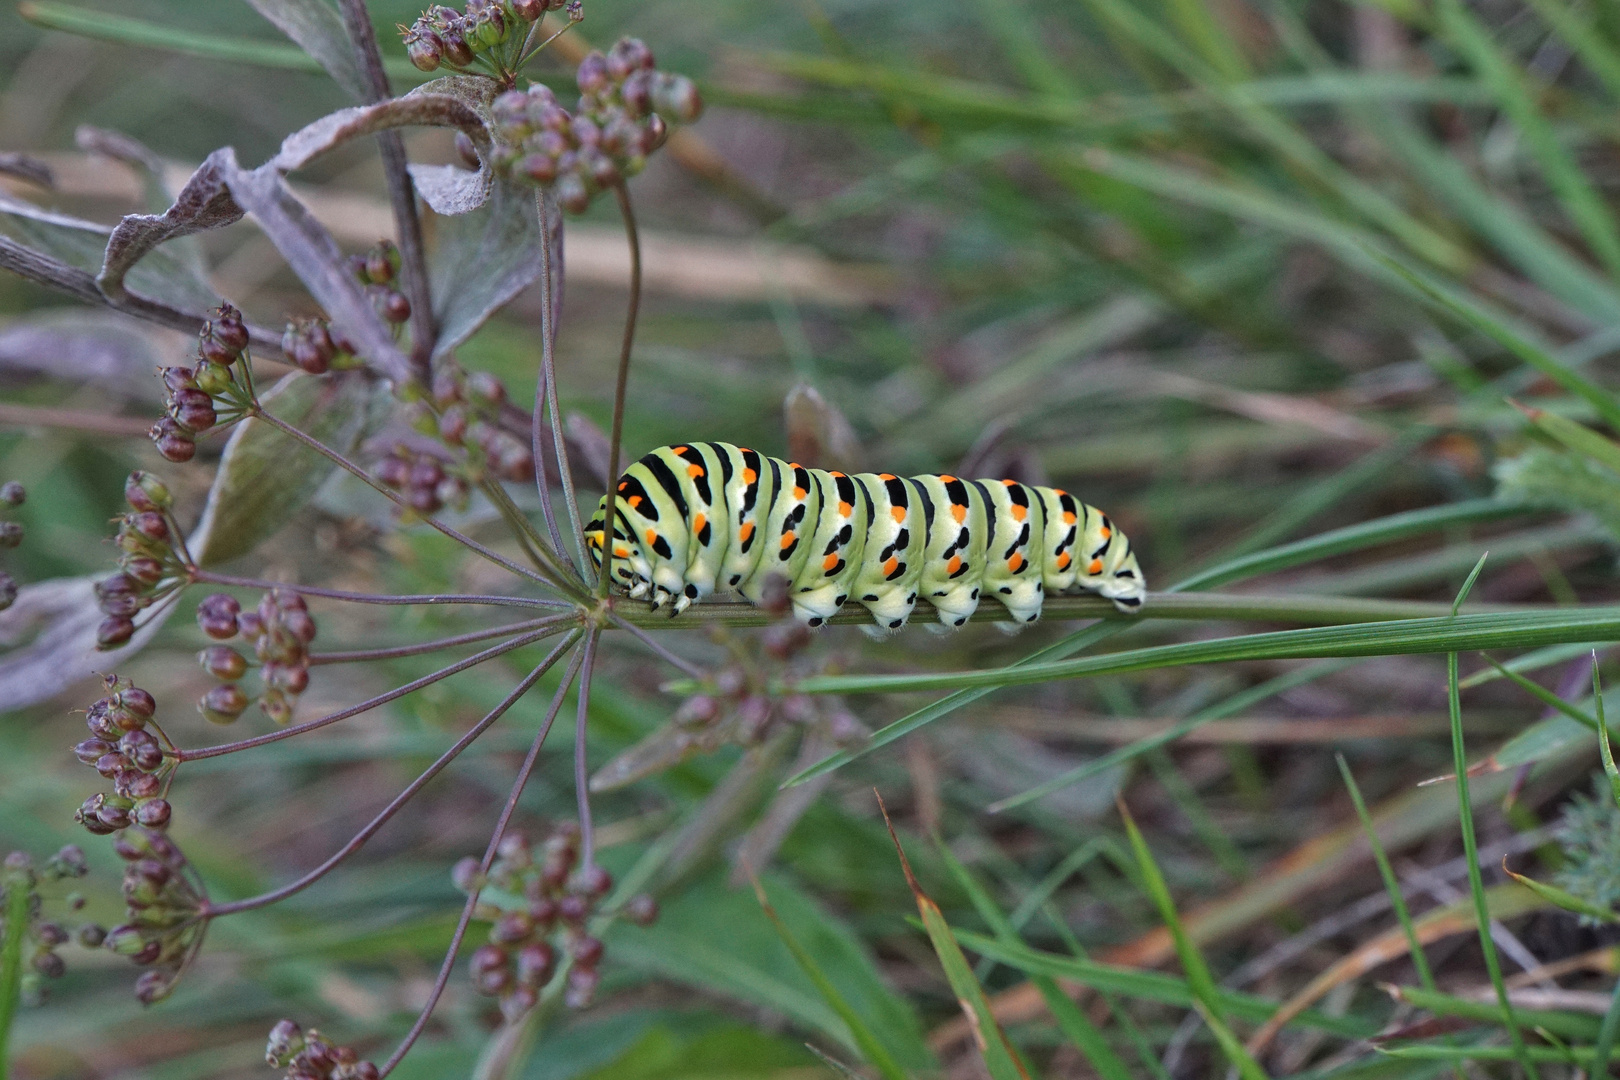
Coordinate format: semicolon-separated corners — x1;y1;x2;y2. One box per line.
745;872;909;1080
1335;754;1436;991
1595;662;1620;807
1501;863;1619;923
0;867;29;1078
1118;800;1269;1080
936;845;1133;1080
1484;656;1600;732
876;795;1033;1080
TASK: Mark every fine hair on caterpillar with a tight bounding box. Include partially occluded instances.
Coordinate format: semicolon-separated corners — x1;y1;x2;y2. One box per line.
586;442;1145;632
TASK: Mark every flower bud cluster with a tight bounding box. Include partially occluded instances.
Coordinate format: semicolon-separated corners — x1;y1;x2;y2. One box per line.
151;304;254;463
281;317;357;377
375;364;533;515
455;822;656;1018
0;479;22;613
2;847;95;1005
74;676;173;836
403;0;577;78
264;1020;380;1080
95;472;187;650
195;589;317;725
348;239;411;327
491;37;703;213
102;828;206;1005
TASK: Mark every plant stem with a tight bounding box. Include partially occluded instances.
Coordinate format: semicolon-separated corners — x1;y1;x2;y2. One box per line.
530;194;574;567
574;629;601;868
335;0;436;379
535;194;590;578
378;641;586;1077
191;571;567;610
597;183;641;598
252;408;578;598
309;617;570;665
202;632;580;919
175;622;573;761
478;475;579;587
0;872;29;1078
606;612;704;677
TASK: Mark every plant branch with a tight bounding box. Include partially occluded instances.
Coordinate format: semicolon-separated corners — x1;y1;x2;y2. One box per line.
478;475;579;587
378;640;587;1077
251;407;581;598
596;183;640;598
174;622;573;761
335;0;435;379
574;628;601;869
0;236;286;357
531;195;572;566
191;570;568;610
309;616;569;665
0;401;153;437
606;612;705;677
201;632;580;919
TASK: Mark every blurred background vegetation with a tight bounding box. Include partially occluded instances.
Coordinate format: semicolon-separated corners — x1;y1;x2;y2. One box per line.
7;0;1620;1076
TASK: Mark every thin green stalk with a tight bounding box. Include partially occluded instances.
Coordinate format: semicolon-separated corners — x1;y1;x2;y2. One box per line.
1593;975;1620;1078
1484;656;1600;733
1335;754;1436;992
1448;559;1539;1078
598;183;641;599
0;873;29;1078
1594;662;1620;806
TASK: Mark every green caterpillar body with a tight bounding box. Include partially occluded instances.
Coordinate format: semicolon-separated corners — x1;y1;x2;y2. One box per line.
585;442;1145;630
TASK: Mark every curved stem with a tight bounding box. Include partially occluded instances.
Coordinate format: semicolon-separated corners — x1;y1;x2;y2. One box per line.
531;194;573;568
574;628;601;869
191;571;567;610
535;196;591;578
175;622;574;761
310;617;570;665
252;408;582;599
597;183;641;598
202;632;580;920
379;640;587;1077
479;475;579;587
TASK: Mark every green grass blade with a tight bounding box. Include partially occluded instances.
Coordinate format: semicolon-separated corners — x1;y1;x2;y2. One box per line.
1524;0;1620;100
1448;644;1540;1078
1335;754;1437;992
1459;641;1603;687
1595;662;1620;807
789;606;1620;697
1437;0;1620;278
1593;975;1620;1077
877;798;1032;1080
1452;552;1489;615
18;1;425;81
988;658;1356;814
746;875;909;1080
1119;802;1269;1080
1484;656;1600;732
936;845;1133;1080
1391;985;1600;1040
1501;864;1620;923
0;868;29;1079
1517;402;1620;475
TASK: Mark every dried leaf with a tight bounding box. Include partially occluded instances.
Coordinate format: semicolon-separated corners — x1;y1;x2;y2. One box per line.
0;575;172;712
243;0;368;101
191;369;392;566
0;308;170;398
74;125;171;209
271;93;485;174
429;180;553;359
0;153;54;188
784;383;859;471
97;149;242;304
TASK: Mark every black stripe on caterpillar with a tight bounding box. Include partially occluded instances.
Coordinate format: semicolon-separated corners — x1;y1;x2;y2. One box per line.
585;442;1145;630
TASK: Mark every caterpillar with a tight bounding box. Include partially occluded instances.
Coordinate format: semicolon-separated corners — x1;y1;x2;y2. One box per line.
585;442;1145;631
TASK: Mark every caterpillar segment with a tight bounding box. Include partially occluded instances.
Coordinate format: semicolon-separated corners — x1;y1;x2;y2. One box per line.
585;442;1145;630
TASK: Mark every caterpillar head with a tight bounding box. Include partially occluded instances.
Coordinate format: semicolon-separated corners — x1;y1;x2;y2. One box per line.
586;497;645;592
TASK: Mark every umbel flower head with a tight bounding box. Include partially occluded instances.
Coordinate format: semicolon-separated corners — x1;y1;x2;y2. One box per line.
491;37;703;213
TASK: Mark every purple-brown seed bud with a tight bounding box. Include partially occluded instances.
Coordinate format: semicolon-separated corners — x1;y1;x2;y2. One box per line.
625;893;659;926
407;27;443;72
200;683;249;724
564;965;599;1008
214;307;249;352
124;556;164;586
150;420;196;463
124;472;170;512
97;616;136;649
134;798;171;829
576;51;609;94
199;645;248;680
515;940;554;985
119;687;155;718
75;738;112;765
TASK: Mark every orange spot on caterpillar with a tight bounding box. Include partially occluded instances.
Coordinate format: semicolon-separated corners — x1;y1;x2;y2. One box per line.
618;481;629;491
947;555;963;575
738;522;755;542
613;546;630;559
793;487;807;500
838;501;853;517
1010;504;1027;521
780;531;796;549
645;529;658;546
950;504;967;523
823;553;840;572
1063;512;1077;525
1053;488;1067;496
627;495;643;509
830;471;845;478
692;513;706;536
1002;478;1016;486
1100;526;1111;540
884;556;899;575
879;473;896;480
1007;554;1024;572
1089;558;1103;574
742;468;758;484
687;464;704;478
673;445;688;453
891;506;906;523
1056;551;1071;570
939;474;957;483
